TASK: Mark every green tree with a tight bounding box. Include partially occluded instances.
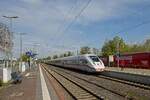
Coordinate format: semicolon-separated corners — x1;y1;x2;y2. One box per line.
21;54;30;62
59;51;73;58
129;44;141;52
80;46;91;54
101;36;128;56
46;56;51;60
127;39;150;53
143;39;150;51
63;53;67;57
67;51;73;56
53;55;58;59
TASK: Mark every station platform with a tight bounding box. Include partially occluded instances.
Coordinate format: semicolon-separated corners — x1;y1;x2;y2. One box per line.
0;64;69;100
0;67;37;100
105;67;150;76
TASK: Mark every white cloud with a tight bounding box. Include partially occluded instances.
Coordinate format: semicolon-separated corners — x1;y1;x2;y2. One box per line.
21;0;42;5
0;0;149;57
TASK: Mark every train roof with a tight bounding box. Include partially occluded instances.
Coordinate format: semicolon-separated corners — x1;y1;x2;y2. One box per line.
51;54;97;61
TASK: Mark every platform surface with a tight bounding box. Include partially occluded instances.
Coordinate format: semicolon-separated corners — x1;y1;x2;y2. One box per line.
105;67;150;76
0;64;55;100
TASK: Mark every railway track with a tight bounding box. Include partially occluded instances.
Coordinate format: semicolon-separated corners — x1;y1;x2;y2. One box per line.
100;71;150;86
42;64;139;100
43;64;150;100
96;74;150;90
41;64;102;100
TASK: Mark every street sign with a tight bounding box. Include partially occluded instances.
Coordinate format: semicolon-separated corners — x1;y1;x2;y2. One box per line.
26;51;37;58
26;51;32;57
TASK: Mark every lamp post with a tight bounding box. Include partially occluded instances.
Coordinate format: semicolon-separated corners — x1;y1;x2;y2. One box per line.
117;41;120;68
2;15;19;69
3;16;19;32
32;43;40;67
32;43;40;55
115;35;120;68
19;33;27;70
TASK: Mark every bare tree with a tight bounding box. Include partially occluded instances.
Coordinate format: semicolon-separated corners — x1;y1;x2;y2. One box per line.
0;23;13;53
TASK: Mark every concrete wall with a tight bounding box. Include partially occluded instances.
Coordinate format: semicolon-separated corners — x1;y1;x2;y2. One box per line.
19;62;27;72
2;67;12;83
0;67;3;80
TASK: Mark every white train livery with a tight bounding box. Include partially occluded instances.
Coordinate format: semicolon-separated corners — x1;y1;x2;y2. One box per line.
47;54;105;73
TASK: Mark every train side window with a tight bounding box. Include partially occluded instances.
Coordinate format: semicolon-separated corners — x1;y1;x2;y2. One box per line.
83;59;88;64
79;59;88;64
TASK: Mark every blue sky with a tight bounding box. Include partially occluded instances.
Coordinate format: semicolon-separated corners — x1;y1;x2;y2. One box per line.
0;0;150;58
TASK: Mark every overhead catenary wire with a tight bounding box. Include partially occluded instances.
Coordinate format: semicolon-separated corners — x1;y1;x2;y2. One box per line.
114;19;150;68
55;0;92;54
113;4;150;35
56;0;78;35
116;20;150;34
61;0;92;35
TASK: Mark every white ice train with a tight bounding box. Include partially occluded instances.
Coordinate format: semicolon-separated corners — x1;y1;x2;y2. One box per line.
48;54;105;73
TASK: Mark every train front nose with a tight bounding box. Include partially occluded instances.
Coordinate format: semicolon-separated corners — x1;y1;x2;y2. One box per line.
96;67;104;71
94;62;105;71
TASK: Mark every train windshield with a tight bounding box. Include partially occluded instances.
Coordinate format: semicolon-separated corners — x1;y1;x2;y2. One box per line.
89;56;100;62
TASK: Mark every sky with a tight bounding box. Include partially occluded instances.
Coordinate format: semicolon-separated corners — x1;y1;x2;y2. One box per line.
0;0;150;58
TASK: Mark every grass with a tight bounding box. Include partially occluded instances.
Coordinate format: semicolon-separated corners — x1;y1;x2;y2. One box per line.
0;79;12;91
126;91;149;100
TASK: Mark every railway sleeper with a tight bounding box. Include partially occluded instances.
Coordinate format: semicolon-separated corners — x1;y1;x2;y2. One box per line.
53;65;150;100
48;67;125;100
45;68;98;100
